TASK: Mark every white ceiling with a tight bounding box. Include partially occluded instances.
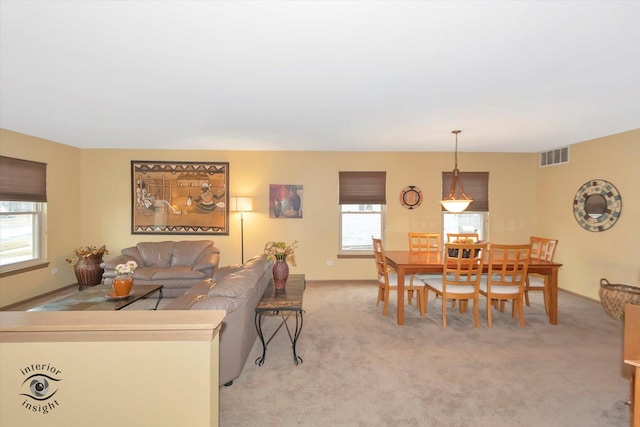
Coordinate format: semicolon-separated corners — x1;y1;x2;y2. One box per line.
1;1;638;153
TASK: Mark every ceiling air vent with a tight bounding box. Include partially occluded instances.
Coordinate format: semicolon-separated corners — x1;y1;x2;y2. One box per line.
539;146;569;167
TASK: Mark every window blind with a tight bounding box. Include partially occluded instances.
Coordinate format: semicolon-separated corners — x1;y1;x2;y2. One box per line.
339;171;386;205
0;156;47;202
442;171;488;211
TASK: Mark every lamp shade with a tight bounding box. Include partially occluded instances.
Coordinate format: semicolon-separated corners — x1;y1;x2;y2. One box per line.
439;199;472;213
230;197;254;212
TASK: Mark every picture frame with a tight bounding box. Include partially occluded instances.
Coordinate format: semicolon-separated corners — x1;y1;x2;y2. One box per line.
131;160;229;234
269;184;303;218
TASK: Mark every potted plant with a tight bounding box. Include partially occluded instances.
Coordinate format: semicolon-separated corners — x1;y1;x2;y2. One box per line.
264;241;298;289
65;245;109;288
112;260;138;296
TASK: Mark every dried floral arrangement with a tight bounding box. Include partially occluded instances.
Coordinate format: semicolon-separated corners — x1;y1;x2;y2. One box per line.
65;245;108;266
264;240;298;266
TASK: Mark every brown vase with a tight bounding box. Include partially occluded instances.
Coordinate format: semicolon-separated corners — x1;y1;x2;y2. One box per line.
74;256;104;288
272;256;289;290
113;276;134;296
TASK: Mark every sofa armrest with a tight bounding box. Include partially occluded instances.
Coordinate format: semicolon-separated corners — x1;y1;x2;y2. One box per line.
212;264;243;282
192;247;221;272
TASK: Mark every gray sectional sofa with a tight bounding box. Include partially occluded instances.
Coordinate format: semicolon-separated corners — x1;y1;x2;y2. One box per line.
101;240;221;297
165;254;273;386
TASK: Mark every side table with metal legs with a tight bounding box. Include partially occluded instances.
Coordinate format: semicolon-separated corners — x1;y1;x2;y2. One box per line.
255;309;304;366
254;274;306;367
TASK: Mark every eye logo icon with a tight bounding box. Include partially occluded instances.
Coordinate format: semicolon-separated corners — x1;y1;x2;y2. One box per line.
21;374;60;401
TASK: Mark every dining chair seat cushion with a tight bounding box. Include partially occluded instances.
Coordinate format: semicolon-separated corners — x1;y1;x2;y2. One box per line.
414;274;440;282
421;277;476;294
384;272;414;286
479;279;520;295
527;275;545;287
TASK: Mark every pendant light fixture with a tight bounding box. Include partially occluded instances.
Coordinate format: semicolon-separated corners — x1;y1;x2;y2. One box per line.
440;130;472;213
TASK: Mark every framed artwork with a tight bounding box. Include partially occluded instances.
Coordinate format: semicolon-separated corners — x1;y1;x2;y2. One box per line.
131;161;229;234
269;184;303;218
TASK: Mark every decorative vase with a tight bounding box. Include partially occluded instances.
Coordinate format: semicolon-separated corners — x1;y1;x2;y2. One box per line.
113;275;134;296
74;256;104;289
272;255;289;290
273;200;282;218
288;188;301;217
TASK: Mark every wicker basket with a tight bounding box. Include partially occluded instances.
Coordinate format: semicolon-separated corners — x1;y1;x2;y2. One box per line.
599;278;640;320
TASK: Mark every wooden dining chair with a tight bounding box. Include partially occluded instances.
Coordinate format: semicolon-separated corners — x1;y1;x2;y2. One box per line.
479;243;532;327
372;238;426;317
421;242;487;328
446;233;479;243
409;232;441;253
407;232;441;305
524;236;558;313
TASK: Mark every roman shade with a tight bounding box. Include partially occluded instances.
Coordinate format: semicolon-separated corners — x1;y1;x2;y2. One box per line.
339;171;386;204
442;171;488;211
0;156;47;202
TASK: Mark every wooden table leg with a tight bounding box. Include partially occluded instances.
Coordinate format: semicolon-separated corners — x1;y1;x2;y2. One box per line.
548;267;558;325
397;267;405;325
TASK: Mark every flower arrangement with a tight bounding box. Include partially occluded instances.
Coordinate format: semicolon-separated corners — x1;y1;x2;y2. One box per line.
65;245;108;266
115;260;138;277
264;240;298;266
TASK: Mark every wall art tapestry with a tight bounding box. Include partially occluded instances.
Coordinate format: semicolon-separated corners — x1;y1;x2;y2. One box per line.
131;161;229;234
269;184;303;218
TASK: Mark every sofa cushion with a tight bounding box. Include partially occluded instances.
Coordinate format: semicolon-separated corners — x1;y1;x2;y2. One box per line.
171;240;213;267
133;267;164;281
136;241;175;268
153;266;208;280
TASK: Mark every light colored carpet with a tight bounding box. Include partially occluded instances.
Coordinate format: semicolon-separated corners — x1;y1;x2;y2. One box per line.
126;281;631;426
216;281;630;427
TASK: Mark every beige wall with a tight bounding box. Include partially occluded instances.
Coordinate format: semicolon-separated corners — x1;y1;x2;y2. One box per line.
77;149;536;281
536;129;640;300
0;129;81;306
2;127;638;306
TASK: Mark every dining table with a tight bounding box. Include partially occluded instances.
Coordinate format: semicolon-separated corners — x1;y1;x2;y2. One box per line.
384;250;563;326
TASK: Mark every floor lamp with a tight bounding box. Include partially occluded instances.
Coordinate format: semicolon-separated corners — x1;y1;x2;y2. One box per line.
230;196;254;264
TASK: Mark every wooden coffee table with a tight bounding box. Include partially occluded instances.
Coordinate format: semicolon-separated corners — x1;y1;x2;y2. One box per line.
27;284;163;311
254;274;305;366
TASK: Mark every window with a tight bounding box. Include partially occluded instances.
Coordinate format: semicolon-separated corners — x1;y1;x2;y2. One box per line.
340;204;384;252
441;171;489;241
339;172;386;255
0;156;47;273
442;211;489;241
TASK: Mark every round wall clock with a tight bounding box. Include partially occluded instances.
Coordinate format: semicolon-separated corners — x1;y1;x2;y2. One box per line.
572;179;622;232
400;186;423;209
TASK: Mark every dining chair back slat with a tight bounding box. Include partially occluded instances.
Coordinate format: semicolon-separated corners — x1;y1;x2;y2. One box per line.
447;233;480;243
373;237;426;318
525;236;559;312
409;232;441;253
480;243;532;327
421;242;488;328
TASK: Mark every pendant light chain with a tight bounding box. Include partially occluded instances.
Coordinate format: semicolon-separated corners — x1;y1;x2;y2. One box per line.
439;129;472;213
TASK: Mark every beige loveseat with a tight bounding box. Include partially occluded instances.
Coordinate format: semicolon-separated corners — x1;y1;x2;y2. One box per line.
101;240;221;297
165;254;273;386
